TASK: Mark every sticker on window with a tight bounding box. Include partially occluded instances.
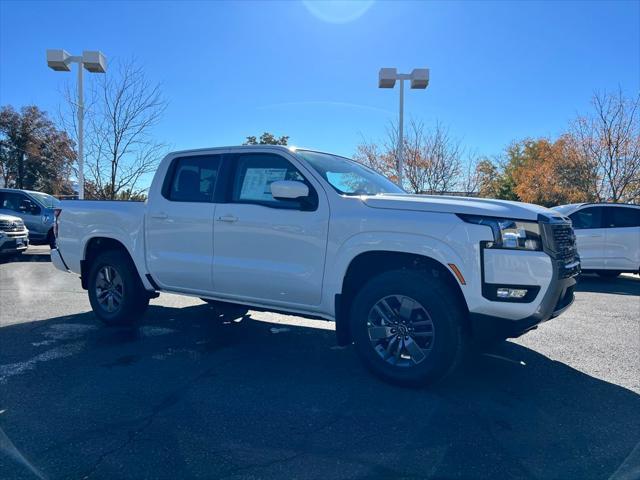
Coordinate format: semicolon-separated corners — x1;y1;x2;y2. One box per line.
239;168;288;201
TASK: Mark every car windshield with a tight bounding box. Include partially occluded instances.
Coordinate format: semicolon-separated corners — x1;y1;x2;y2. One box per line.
296;150;404;196
29;192;61;208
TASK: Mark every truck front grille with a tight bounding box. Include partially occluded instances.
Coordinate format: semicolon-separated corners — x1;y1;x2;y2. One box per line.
0;219;25;232
548;222;580;278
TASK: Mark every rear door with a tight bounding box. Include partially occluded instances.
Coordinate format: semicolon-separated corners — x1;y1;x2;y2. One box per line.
212;151;329;306
145;154;222;293
569;206;607;269
603;206;640;271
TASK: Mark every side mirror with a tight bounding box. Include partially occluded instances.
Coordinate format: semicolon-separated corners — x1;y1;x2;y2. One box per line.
270;180;309;200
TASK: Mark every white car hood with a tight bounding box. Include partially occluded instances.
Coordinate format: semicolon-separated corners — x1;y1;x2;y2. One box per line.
362;194;559;221
0;213;23;222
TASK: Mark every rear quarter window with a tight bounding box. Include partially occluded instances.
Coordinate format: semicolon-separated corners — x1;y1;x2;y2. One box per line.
606;207;640;228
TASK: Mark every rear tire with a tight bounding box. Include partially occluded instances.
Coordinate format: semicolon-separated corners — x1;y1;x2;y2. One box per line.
349;270;467;387
597;270;621;279
88;250;149;326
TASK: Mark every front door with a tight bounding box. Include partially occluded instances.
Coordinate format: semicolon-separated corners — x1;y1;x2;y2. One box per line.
145;154;222;293
212;152;329;307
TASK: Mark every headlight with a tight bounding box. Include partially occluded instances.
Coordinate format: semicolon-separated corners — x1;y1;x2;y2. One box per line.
42;214;53;224
457;214;542;251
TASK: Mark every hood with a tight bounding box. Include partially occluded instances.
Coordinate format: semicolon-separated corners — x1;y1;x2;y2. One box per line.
0;213;24;222
362;194;560;221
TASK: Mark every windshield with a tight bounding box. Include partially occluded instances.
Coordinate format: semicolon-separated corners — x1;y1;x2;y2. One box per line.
297;150;404;196
29;192;61;208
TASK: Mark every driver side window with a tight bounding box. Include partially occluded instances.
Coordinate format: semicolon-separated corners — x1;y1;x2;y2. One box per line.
230;153;317;210
0;193;39;215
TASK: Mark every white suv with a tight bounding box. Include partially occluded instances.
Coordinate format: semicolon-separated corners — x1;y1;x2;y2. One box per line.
553;203;640;278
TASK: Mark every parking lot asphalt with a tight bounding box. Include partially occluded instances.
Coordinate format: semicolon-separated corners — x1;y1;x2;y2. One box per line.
1;246;639;480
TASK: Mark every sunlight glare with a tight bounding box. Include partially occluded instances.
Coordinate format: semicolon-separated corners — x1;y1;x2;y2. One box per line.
303;0;374;24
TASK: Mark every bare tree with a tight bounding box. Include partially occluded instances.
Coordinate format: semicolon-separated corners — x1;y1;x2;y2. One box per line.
420;122;463;194
61;59;167;199
460;151;483;195
571;89;640;203
354;120;467;194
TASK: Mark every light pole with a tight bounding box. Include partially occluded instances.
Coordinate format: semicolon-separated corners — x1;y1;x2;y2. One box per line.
47;49;107;199
378;67;429;188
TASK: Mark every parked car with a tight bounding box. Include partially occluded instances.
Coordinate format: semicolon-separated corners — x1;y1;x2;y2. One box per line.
0;213;29;256
0;188;61;247
52;146;579;386
553;203;640;278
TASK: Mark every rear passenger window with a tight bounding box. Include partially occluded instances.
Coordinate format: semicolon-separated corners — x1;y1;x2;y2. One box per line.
569;207;604;229
165;155;221;202
607;207;640;228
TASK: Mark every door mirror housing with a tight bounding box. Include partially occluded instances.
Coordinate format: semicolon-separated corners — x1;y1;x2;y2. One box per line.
270;180;309;200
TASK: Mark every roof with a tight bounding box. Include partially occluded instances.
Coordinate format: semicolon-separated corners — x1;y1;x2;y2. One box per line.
168;144;295;156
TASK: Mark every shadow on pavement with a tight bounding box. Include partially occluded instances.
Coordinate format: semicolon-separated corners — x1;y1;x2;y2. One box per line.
1;304;639;479
576;273;640;296
0;250;51;264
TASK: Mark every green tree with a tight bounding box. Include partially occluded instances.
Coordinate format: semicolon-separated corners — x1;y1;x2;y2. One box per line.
475;156;519;200
0;105;75;194
244;132;289;146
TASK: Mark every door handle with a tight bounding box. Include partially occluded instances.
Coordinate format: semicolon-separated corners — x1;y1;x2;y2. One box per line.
589;234;602;238
150;212;168;220
217;215;238;223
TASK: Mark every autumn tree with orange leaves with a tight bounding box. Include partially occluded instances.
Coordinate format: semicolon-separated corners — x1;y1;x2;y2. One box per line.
507;136;597;207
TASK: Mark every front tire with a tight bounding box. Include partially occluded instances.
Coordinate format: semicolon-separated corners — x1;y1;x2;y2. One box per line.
88;250;149;326
350;270;467;387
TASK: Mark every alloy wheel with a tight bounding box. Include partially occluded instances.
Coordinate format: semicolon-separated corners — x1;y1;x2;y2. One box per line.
367;295;435;367
95;265;124;313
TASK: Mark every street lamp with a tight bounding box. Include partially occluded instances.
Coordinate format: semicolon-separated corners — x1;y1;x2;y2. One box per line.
47;49;107;199
378;67;429;188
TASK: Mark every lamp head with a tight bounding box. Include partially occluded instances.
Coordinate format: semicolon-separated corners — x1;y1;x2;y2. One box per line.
378;68;397;88
410;68;429;89
82;51;107;73
46;49;71;72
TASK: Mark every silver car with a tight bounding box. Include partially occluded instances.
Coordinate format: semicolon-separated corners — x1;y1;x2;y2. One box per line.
0;213;29;255
0;188;61;247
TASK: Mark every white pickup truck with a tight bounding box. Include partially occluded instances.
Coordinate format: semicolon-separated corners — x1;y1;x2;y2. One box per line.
52;146;580;385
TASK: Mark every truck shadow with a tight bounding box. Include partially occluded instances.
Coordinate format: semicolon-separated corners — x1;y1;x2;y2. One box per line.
1;305;639;479
575;273;640;296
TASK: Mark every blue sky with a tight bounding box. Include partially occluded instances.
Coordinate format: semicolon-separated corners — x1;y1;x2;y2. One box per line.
1;0;638;165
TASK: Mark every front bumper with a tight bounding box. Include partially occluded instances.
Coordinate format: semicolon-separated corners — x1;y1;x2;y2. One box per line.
0;233;29;253
470;215;579;341
50;248;69;272
470;274;576;340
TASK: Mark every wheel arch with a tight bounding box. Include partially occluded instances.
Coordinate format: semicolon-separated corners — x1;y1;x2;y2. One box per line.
81;236;150;291
335;250;469;346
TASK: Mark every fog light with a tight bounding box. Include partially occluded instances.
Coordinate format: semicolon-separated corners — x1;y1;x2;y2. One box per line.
496;288;528;299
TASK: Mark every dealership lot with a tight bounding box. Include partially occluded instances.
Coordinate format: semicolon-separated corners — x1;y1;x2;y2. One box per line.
1;246;639;479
